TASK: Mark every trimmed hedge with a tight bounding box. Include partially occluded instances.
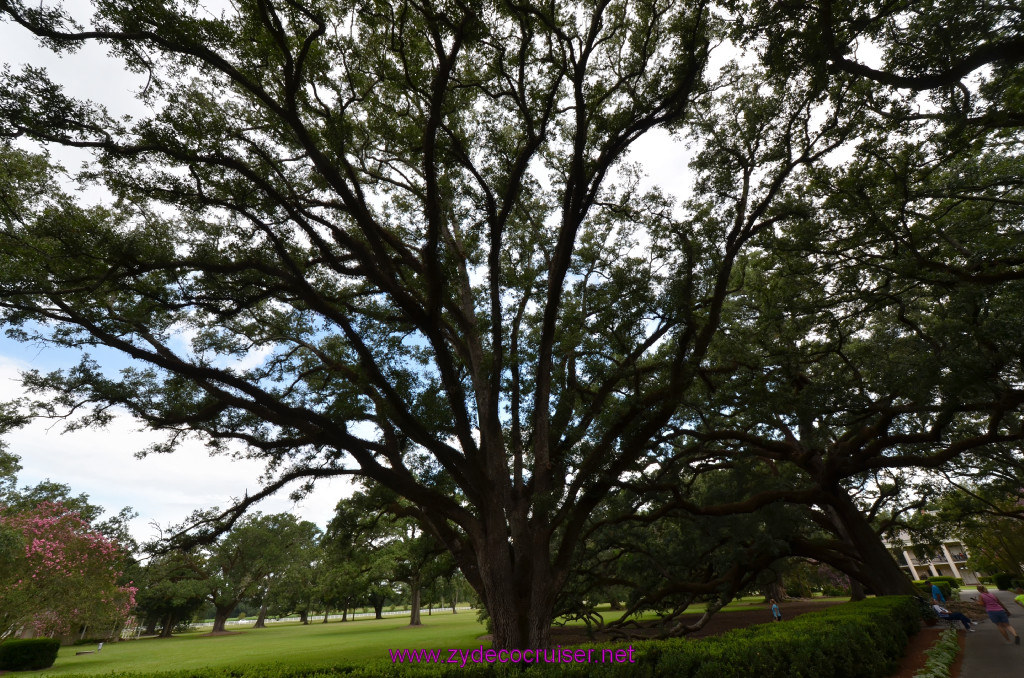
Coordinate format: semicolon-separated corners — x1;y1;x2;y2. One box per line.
925;576;961;592
0;638;62;671
992;573;1019;590
52;597;921;678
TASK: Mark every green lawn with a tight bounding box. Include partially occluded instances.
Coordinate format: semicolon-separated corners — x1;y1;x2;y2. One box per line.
42;612;487;676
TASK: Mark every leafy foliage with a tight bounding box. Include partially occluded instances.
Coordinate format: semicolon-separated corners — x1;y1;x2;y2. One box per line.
0;501;136;639
201;512;320;632
133;548;208;637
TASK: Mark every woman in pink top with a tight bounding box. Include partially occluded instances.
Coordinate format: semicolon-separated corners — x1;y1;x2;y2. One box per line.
977;585;1020;645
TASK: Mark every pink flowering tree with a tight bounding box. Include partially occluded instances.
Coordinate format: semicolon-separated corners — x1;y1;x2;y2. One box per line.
0;501;136;639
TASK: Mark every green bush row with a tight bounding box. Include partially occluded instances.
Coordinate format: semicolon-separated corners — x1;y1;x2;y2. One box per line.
56;597;921;678
0;638;62;671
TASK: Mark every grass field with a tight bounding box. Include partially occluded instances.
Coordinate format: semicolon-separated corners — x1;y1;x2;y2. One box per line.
42;612;487;676
37;596;841;676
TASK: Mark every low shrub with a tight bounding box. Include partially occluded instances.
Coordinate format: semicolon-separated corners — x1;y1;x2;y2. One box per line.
820;585;851;597
992;573;1015;590
0;638;62;671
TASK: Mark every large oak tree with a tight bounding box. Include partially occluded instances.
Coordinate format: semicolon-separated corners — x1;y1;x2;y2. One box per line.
3;0;1021;647
0;0;722;647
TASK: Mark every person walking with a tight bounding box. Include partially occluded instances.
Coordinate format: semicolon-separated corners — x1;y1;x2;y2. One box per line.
976;585;1020;645
770;599;782;622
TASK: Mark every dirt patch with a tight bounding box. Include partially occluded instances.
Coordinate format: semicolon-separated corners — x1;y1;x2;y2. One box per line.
946;600;986;621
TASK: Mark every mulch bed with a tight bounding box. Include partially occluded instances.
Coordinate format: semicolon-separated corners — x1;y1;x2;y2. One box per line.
886;624;966;678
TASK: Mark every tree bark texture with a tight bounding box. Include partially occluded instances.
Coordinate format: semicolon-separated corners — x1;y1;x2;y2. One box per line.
158;614;174;638
253;603;268;629
409;584;422;626
824;492;919;597
211;608;231;634
763;578;788;603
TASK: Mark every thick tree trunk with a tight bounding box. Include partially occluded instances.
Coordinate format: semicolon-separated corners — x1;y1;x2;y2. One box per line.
341;607;348;622
159;613;175;638
478;545;558;649
322;610;329;623
212;607;232;633
409;582;422;626
373;601;384;620
253;603;268;629
763;579;788;603
299;610;309;624
824;491;919;597
849;579;866;601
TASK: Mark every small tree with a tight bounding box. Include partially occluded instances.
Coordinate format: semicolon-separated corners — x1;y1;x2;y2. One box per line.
261;521;321;624
202;512;312;633
133;549;207;638
0;501;136;639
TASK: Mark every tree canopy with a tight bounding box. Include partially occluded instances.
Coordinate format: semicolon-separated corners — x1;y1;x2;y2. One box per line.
1;0;1022;648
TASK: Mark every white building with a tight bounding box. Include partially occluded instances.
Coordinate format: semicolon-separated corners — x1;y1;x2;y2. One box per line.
885;533;981;584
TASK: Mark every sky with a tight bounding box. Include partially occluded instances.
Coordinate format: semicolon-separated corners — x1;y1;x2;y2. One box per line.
0;5;693;544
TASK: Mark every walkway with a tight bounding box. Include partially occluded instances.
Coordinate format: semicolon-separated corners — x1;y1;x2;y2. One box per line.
957;588;1022;677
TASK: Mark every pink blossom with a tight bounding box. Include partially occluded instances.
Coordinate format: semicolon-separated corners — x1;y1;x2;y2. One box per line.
1;501;135;637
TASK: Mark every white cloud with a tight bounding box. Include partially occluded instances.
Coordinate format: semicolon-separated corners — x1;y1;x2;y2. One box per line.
627;128;694;195
1;355;350;543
